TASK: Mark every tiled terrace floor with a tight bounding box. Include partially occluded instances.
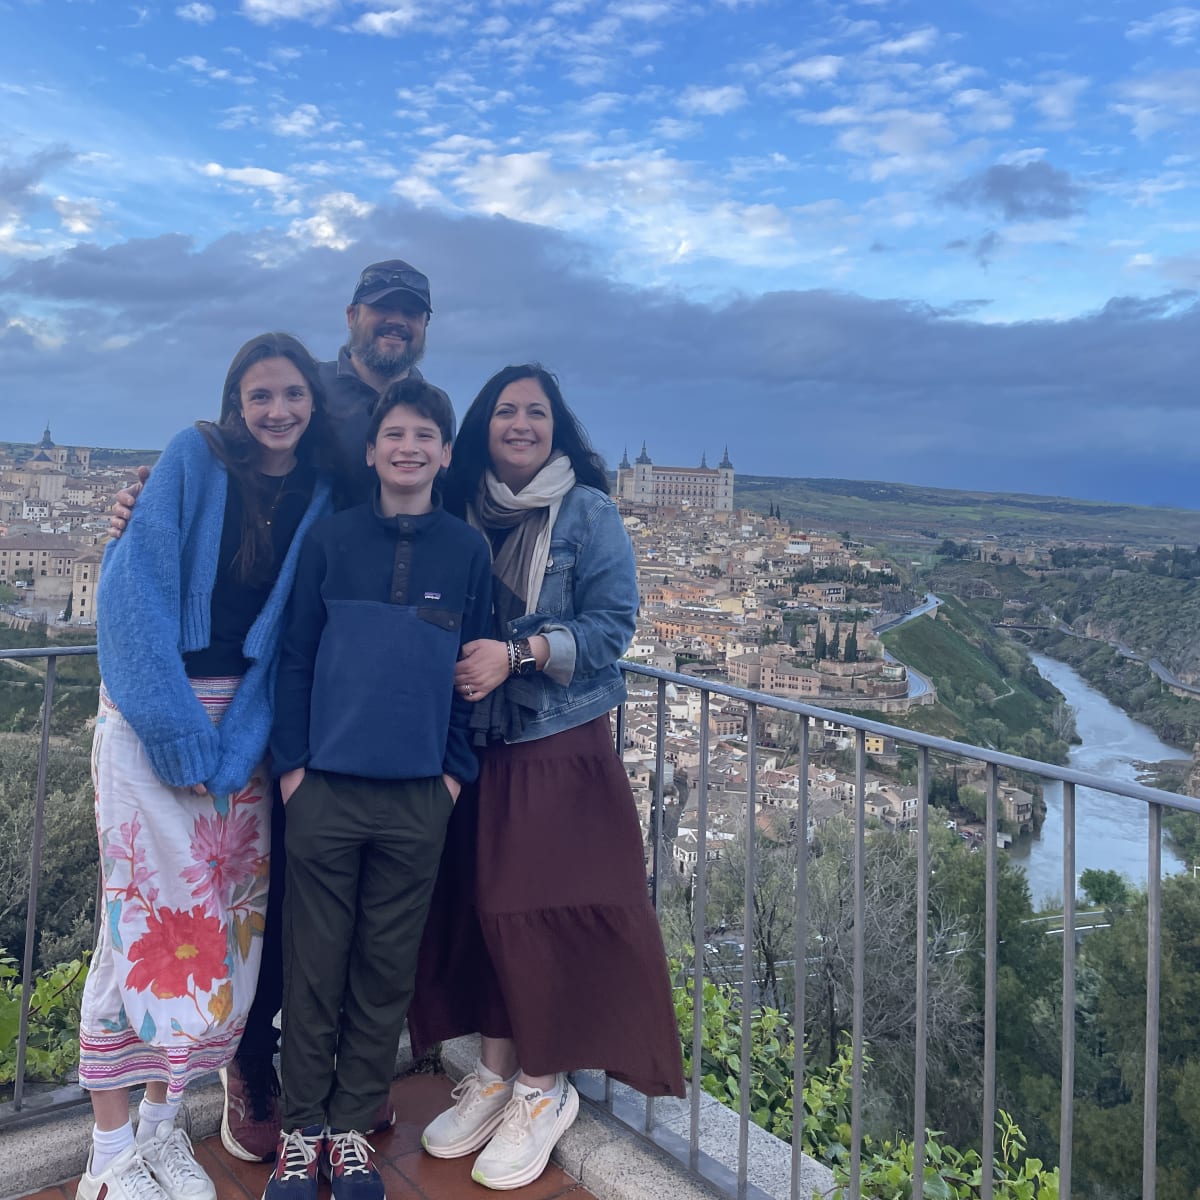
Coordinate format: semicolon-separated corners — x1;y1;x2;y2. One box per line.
22;1074;598;1200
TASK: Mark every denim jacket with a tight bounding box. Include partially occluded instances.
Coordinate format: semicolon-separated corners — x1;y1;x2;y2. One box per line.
501;484;637;743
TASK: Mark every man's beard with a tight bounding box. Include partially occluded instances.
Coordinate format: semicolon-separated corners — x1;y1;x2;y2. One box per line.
351;323;425;379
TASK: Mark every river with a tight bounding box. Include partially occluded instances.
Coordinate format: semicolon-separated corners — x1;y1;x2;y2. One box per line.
1005;653;1191;908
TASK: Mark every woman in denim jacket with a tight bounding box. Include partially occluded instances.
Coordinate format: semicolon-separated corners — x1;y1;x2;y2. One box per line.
409;364;684;1191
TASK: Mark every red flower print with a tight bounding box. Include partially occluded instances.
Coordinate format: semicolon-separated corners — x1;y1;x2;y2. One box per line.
125;905;230;999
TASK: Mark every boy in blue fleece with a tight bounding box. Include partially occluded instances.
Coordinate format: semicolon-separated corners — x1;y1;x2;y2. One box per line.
265;378;492;1200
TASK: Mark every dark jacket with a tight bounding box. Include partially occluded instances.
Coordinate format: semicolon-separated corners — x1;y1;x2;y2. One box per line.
272;499;492;784
318;352;451;503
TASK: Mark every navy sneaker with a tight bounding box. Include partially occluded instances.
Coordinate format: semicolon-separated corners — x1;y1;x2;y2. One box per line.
323;1128;384;1200
261;1126;324;1200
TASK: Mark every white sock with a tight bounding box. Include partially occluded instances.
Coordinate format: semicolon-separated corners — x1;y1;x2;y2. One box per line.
90;1121;135;1175
136;1097;178;1144
476;1059;517;1085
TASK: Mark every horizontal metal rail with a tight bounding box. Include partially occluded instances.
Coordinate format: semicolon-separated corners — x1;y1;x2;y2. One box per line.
0;645;1187;1200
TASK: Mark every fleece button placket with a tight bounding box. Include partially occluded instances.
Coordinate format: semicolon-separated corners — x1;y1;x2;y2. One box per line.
391;517;415;603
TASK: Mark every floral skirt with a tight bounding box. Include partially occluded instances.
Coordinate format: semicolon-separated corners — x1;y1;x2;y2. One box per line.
78;680;271;1099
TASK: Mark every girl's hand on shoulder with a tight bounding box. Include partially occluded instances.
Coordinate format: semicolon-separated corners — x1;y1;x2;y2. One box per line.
279;767;306;804
454;639;510;702
190;783;207;796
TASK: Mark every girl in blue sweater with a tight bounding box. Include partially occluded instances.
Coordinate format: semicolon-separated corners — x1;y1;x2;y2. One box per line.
76;333;335;1200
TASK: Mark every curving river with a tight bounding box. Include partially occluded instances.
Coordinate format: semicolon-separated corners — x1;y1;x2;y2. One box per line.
1006;653;1191;908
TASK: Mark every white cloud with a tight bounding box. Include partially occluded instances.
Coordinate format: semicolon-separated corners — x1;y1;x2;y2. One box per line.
287;191;372;249
1127;8;1200;46
877;26;938;56
178;55;256;85
175;2;216;23
677;84;747;115
271;103;331;136
1114;69;1200;138
1030;76;1088;128
952;88;1013;132
52;195;102;234
353;4;420;36
202;161;293;192
652;117;700;140
241;0;340;25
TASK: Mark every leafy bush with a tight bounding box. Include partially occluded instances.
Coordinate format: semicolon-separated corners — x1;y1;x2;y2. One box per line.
672;966;1059;1198
0;950;87;1091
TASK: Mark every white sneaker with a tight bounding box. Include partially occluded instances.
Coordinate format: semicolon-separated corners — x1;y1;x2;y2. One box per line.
76;1145;169;1200
139;1121;217;1200
422;1066;515;1159
470;1075;579;1191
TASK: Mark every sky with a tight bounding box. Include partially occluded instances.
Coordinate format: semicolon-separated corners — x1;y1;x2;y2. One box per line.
1;0;1199;508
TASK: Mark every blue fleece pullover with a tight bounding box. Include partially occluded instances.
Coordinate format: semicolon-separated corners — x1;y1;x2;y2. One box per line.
271;499;492;784
97;426;333;794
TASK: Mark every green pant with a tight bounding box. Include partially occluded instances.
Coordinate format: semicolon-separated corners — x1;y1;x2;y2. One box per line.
279;768;453;1131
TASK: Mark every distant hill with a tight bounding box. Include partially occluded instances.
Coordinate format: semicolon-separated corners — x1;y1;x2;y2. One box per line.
734;475;1200;547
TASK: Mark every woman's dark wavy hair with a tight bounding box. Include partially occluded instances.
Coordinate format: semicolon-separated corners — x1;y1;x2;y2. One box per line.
443;363;609;518
196;331;342;583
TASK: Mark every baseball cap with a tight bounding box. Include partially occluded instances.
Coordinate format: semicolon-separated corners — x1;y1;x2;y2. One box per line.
351;260;432;312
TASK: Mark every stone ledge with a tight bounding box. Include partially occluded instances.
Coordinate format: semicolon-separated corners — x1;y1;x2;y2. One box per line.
439;1035;836;1200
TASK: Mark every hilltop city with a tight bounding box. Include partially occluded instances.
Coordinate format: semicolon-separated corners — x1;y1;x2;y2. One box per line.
0;430;1161;871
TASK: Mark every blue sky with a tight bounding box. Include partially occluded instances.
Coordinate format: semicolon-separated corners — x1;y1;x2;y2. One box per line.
2;0;1199;507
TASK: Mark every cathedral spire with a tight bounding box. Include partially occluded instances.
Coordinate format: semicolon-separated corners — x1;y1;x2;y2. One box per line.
635;441;652;465
719;445;733;470
619;446;631;470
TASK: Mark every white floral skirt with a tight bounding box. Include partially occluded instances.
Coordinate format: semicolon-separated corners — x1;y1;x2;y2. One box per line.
78;680;270;1098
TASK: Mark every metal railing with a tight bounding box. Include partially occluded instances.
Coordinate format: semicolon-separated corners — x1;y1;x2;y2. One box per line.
1;644;99;1127
3;647;1199;1200
598;662;1200;1200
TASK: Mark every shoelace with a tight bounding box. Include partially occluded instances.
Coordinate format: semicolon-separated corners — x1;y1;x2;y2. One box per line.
327;1129;375;1176
110;1150;165;1200
149;1127;206;1183
451;1072;488;1112
493;1092;538;1147
277;1129;321;1181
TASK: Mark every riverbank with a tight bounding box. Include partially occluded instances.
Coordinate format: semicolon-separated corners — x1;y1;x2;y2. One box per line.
1029;629;1200;751
1009;653;1189;907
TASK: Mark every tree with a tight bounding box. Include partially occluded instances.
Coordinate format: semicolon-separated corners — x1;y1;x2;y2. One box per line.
844;624;858;663
814;625;827;660
1079;867;1130;910
829;621;841;661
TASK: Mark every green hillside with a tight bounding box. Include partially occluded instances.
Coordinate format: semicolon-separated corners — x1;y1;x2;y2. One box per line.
881;596;1069;762
734;475;1200;547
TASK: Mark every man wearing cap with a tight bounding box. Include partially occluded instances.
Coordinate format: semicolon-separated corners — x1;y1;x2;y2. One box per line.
320;259;451;501
107;258;451;1164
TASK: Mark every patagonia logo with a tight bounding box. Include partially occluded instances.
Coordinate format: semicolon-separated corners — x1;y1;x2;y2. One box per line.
424;591;442;600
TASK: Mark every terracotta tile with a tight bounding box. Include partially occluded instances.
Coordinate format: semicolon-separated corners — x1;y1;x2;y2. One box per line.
392;1149;592;1200
377;1074;457;1160
193;1138;275;1198
376;1158;429;1198
22;1189;70;1200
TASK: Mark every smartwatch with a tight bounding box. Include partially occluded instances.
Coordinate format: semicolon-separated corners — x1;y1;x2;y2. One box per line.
510;638;538;677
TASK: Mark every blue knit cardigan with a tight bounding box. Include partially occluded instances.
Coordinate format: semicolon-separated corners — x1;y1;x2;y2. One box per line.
97;426;333;794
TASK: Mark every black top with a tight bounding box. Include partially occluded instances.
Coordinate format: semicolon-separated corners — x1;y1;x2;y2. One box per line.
317;351;452;505
183;462;316;678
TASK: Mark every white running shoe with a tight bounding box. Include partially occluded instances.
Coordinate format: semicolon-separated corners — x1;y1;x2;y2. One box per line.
139;1121;217;1200
422;1066;515;1159
76;1145;169;1200
470;1075;579;1191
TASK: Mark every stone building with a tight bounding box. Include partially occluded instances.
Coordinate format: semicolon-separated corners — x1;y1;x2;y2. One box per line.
616;444;734;512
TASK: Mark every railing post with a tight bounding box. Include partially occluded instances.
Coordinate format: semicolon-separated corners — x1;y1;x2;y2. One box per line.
651;678;667;913
790;717;809;1200
850;728;866;1199
690;689;711;1172
913;746;930;1200
1144;803;1162;1200
737;702;758;1200
1060;782;1076;1200
982;763;998;1200
14;655;57;1112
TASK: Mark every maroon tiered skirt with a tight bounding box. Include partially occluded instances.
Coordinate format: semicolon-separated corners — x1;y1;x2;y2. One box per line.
408;715;685;1097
